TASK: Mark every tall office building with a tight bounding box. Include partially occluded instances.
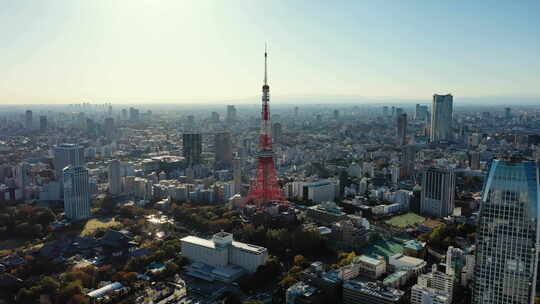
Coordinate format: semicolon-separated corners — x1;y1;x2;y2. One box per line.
183;133;202;166
108;159;121;195
15;162;30;200
383;106;389;116
420;167;455;217
214;132;233;167
211;112;220;123
469;151;481;170
25;110;33;130
104;117;115;140
226;105;237;123
129;107;139;122
53;144;85;179
233;158;242;195
86;118;96;137
415;104;429;121
272;122;282;144
39;116;47;132
294;106;299;117
63;166;91;221
505;107;512;120
430;94;453;142
397;113;407;146
472;159;539;304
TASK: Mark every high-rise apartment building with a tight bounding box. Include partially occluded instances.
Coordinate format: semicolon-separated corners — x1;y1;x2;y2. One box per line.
420;167;455;217
63;166;91;221
183;133;202;166
25;110;33;130
472;159;539;304
108;159;121;195
430;94;453;142
53;144;85;179
226;105;237;123
401;145;416;177
397;114;407;146
214;132;233;167
39;116;47;132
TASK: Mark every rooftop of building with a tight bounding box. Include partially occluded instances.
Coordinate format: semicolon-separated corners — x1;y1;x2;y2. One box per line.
354;255;384;266
305;180;331;187
343;280;404;300
181;234;267;254
308;201;346;216
288;281;318;298
383;271;407;284
412;285;450;300
390;254;426;267
404;240;425;251
87;282;124;298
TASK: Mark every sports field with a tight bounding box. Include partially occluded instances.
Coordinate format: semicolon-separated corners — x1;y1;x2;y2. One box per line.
385;212;425;228
80;218;121;236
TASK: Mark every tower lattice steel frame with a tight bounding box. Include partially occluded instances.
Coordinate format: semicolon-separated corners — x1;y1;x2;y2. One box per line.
245;47;285;208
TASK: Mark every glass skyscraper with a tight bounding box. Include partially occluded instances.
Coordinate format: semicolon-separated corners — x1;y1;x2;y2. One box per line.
472;159;539;304
430;94;453;142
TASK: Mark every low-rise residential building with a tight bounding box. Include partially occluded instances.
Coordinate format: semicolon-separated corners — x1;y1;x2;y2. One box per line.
410;264;454;304
286;281;324;304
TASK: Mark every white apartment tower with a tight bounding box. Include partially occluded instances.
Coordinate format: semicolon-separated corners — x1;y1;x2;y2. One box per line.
63;166;91;220
53;144;85;179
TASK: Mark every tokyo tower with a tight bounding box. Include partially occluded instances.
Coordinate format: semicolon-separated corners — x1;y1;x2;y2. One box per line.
245;47;285;208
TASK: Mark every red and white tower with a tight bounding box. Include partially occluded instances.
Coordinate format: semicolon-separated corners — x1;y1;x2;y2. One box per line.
245;47;285;208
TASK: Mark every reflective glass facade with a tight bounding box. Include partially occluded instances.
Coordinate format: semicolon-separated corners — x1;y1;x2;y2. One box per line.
472;160;539;304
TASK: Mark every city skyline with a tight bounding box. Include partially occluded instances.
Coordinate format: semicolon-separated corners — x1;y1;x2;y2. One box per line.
1;1;540;104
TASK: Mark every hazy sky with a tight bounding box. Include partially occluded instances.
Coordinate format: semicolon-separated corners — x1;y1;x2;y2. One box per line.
1;1;539;104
